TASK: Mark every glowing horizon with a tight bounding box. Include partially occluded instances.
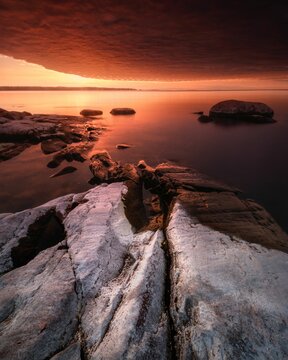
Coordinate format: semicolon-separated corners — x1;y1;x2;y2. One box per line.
0;55;288;91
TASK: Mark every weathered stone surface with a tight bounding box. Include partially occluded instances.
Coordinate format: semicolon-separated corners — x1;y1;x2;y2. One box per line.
41;138;67;154
0;245;78;360
47;142;93;168
209;99;275;123
110;108;136;115
167;194;288;359
0;109;105;161
0;142;30;161
80;109;103;117
0;118;57;142
0;163;287;359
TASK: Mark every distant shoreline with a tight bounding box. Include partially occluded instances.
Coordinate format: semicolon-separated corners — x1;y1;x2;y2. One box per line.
0;86;287;92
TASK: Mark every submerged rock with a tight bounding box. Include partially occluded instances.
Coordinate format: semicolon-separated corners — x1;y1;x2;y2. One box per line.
41;138;67;154
0;108;106;161
0;143;30;161
47;143;93;168
110;108;136;115
50;166;77;178
209;99;275;123
116;143;131;149
80;109;103;117
0;161;287;359
198;114;212;123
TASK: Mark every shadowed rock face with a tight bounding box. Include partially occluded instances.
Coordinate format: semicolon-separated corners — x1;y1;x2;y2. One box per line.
0;161;287;359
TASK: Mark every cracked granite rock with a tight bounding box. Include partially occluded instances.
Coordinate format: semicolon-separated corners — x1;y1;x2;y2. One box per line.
0;164;287;360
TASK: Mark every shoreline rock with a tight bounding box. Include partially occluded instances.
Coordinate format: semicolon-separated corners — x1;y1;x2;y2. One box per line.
0;158;287;359
0;108;106;163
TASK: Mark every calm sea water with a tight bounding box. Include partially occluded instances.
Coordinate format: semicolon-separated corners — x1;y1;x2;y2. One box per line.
0;90;288;231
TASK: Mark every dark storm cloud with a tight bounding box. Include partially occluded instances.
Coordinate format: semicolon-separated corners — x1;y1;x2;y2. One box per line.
0;0;287;80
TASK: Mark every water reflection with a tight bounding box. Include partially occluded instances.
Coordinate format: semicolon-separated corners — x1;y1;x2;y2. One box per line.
0;90;287;231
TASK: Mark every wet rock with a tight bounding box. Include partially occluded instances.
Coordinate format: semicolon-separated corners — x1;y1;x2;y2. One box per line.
47;143;93;168
198;114;212;123
80;109;103;117
167;193;288;359
0;143;30;161
0;108;31;120
209;99;275;123
50;166;77;178
41;138;67;154
0;163;287;359
116;143;131;149
0;119;57;142
110;108;136;115
89;150;122;182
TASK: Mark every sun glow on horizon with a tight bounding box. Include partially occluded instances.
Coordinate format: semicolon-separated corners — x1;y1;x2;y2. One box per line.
0;54;287;91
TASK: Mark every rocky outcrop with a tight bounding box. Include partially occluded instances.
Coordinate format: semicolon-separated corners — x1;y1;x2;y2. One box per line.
0;108;105;162
0;161;287;359
110;108;136;115
47;143;93;168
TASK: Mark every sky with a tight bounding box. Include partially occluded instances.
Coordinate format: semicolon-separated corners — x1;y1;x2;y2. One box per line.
0;1;287;90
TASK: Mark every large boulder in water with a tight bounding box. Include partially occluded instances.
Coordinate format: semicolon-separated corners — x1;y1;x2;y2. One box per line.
80;109;103;117
209;100;275;123
110;108;136;115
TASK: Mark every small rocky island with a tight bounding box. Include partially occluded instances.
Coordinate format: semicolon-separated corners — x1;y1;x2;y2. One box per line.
0;153;287;359
199;100;276;124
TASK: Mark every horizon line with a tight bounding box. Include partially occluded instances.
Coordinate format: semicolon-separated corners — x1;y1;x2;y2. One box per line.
0;86;288;92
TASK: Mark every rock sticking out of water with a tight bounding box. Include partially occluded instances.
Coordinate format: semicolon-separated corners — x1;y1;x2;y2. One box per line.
116;143;131;149
0;158;288;359
41;138;67;154
80;109;103;117
110;108;136;115
0;108;105;162
50;166;77;178
198;100;276;124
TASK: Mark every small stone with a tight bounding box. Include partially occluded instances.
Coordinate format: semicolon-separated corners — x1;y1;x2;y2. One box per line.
110;108;136;115
80;109;103;117
50;166;77;178
116;144;131;149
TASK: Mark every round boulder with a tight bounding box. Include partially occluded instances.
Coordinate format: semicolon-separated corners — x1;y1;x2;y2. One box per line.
80;109;103;117
209;100;274;123
110;108;136;115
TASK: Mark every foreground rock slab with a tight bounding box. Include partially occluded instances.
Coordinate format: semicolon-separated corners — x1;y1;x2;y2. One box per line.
0;162;287;359
167;194;288;359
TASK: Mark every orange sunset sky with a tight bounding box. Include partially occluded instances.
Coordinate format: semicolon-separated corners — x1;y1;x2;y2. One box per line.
0;1;287;90
1;55;287;91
